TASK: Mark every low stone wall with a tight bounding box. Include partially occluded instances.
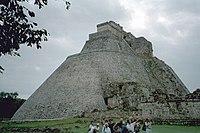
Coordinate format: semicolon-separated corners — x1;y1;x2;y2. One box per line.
84;110;200;126
140;101;200;119
153;119;200;126
0;127;69;133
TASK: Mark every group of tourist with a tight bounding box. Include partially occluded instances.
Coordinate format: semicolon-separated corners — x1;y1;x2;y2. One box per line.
88;118;152;133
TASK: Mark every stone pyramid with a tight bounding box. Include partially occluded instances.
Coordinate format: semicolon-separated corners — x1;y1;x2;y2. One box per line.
12;21;190;120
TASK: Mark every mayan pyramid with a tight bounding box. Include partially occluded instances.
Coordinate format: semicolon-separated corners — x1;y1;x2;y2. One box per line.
12;21;193;120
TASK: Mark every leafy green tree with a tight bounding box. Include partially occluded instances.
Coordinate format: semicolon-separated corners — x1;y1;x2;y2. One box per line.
0;91;19;99
0;91;25;119
0;91;6;98
12;92;19;99
0;0;71;73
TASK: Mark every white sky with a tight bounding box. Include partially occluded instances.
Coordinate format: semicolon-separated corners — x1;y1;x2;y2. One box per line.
0;0;200;99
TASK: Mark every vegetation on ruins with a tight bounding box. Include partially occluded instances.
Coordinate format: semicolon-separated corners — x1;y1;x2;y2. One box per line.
186;88;200;99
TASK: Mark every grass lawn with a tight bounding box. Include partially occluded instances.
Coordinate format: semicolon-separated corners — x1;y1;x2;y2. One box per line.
152;125;200;133
0;118;200;133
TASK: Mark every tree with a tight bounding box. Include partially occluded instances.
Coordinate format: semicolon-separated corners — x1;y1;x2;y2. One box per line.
0;91;6;98
0;0;71;73
0;91;25;119
0;91;18;99
12;92;19;99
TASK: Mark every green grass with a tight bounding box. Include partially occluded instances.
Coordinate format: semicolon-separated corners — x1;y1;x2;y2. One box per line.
152;125;200;133
1;118;200;133
0;118;90;133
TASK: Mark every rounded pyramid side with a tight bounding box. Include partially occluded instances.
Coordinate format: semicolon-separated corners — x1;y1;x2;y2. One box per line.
11;48;149;120
11;53;108;120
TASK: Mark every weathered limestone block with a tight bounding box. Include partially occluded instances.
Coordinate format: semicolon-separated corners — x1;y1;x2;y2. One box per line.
97;21;123;39
123;33;153;58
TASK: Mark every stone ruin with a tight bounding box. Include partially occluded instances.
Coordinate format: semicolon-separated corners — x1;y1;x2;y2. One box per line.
12;21;200;120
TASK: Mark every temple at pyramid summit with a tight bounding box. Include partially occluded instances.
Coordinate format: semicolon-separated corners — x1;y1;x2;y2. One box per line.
12;21;200;120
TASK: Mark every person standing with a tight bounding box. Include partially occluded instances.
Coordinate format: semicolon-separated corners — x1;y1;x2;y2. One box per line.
126;119;133;133
130;119;136;133
94;123;100;133
134;120;140;133
102;123;111;133
88;121;95;133
113;118;123;133
108;119;115;133
145;119;152;133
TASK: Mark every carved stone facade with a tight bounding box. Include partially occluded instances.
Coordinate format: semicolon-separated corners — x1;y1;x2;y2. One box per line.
12;21;199;120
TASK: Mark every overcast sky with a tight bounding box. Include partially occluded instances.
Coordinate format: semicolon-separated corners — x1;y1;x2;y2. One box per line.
0;0;200;99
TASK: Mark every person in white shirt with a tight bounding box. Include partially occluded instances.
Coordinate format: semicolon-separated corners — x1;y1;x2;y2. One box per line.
95;123;100;133
102;122;111;133
126;119;132;132
88;121;95;133
145;119;152;133
130;119;136;133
